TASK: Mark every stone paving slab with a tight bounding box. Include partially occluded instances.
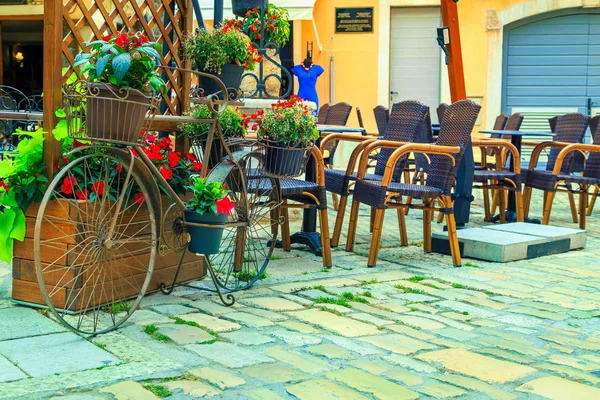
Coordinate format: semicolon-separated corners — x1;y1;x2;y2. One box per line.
0;332;120;377
483;222;587;249
0;354;27;382
0;307;66;341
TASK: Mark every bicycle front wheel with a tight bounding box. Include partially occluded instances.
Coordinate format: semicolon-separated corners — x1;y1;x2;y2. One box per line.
34;152;157;335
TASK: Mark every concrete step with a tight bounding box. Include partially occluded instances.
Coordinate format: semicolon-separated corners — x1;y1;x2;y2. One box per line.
432;223;586;263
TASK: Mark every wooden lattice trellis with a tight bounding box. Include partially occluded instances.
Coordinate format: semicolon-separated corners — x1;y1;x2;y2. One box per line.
62;0;192;115
43;0;193;174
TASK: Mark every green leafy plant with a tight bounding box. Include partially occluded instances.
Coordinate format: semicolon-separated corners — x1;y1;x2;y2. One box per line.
184;26;261;74
180;104;247;139
256;96;318;147
74;31;166;93
227;4;290;48
186;177;235;216
143;384;172;398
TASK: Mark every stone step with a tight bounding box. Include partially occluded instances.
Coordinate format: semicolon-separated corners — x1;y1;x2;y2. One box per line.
432;223;586;263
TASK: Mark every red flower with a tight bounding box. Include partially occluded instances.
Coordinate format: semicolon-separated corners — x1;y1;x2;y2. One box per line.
134;192;145;205
160;165;173;180
215;196;235;215
102;34;113;42
269;24;275;31
0;181;9;193
75;189;89;200
146;144;163;161
146;134;156;143
73;139;86;148
257;109;264;116
251;113;258;119
115;37;125;47
115;163;123;173
256;34;261;40
192;161;203;172
61;177;77;195
131;148;139;157
184;153;196;161
159;137;172;150
91;181;105;195
168;152;181;168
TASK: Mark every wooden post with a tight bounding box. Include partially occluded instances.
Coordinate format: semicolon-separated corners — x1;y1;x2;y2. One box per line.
440;0;466;102
0;23;3;86
176;0;194;153
43;0;63;178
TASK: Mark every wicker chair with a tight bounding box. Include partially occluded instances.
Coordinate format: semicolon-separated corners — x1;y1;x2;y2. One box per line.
437;103;449;124
317;103;329;124
322;101;430;247
346;99;481;267
279;146;332;268
521;115;600;228
523;113;591;220
374;105;390;135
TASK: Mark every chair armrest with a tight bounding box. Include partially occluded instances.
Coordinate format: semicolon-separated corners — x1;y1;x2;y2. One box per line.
529;141;574;170
550;143;600;175
521;140;541;147
319;133;373;153
310;146;327;186
472;140;522;173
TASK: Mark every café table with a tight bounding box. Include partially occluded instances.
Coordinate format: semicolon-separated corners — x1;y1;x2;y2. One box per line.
285;124;367;255
479;130;556;222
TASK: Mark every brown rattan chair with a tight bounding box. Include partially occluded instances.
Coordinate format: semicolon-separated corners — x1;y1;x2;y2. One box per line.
346;99;481;267
279;146;332;268
522;115;600;228
317;103;329;124
322;101;430;247
523;113;591;221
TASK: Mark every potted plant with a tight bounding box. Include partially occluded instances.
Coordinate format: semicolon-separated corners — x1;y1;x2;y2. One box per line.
256;95;319;176
184;26;261;96
185;177;235;254
232;0;263;18
73;32;166;144
180;105;247;169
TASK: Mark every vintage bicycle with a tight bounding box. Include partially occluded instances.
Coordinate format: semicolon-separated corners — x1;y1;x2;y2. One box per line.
33;69;285;335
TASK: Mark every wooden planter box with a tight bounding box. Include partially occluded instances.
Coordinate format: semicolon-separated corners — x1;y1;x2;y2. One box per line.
11;196;205;310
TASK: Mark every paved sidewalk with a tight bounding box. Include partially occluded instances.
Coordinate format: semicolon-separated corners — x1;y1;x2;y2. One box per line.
1;194;600;399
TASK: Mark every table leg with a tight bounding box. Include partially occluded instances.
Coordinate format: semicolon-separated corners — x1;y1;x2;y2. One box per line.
453;138;474;227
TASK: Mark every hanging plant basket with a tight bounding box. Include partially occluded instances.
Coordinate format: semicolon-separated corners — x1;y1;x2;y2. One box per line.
261;140;311;178
82;83;155;145
199;64;245;100
185;209;228;255
232;0;265;17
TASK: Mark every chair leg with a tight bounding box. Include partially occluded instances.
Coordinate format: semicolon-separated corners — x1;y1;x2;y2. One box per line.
490;189;499;216
397;208;408;246
483;187;491;222
499;189;506;224
332;193;339;211
437;210;444;224
579;186;588;230
318;207;332;268
368;208;386;267
542;191;556;225
443;196;462;267
568;191;578;223
369;207;375;233
332;195;348;247
523;186;533;216
587;186;598;216
515;188;525;222
423;200;433;253
346;200;361;252
404;170;419;215
281;202;291;251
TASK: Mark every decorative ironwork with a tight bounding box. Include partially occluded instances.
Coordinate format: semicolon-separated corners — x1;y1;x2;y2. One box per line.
241;1;293;99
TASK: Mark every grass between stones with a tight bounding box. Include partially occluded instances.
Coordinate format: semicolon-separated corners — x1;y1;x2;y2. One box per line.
408;276;426;282
360;279;378;286
143;324;172;343
109;301;132;314
314;291;370;309
394;285;425;295
143;384;172;398
464;261;479;268
320;306;342;316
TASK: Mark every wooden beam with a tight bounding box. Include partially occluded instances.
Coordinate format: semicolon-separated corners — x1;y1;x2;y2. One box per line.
440;0;466;102
43;0;63;178
0;23;3;86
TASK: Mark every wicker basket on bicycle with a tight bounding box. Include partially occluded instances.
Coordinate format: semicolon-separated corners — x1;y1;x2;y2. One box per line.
259;139;314;178
63;82;160;145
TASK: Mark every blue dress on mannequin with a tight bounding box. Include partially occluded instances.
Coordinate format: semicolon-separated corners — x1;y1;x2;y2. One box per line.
291;64;324;115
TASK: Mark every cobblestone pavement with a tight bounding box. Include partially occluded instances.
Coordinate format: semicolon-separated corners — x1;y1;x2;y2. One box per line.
1;194;600;399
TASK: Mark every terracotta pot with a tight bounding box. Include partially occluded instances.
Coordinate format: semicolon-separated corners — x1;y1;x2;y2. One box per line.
86;83;152;144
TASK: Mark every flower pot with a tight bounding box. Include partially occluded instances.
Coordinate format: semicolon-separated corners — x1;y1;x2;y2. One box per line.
200;138;244;170
232;0;264;17
185;209;228;254
199;64;245;99
86;83;152;144
262;141;307;177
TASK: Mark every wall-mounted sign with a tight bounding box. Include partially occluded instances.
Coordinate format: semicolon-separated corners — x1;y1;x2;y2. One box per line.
335;7;374;33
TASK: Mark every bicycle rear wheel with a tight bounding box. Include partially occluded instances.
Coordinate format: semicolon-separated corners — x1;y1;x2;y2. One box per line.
34;152;157;335
202;151;281;291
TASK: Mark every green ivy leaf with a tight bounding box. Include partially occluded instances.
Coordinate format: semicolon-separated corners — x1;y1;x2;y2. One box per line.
112;52;131;83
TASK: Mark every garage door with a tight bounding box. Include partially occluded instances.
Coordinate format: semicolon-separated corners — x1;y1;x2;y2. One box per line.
390;7;441;123
503;12;600;131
